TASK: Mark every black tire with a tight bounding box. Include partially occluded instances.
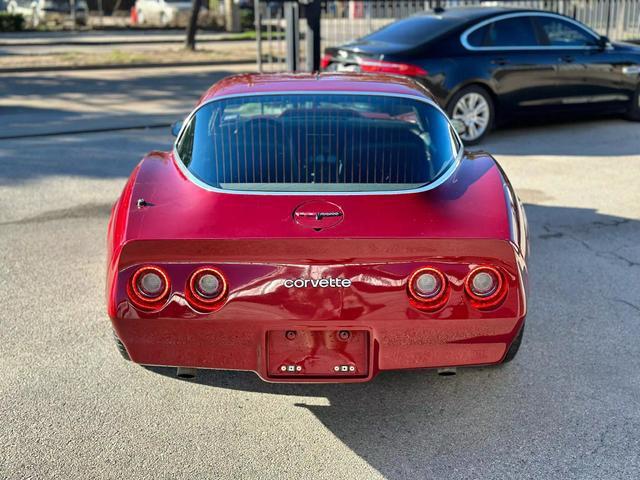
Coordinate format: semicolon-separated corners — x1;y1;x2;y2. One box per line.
447;85;495;146
626;85;640;121
502;325;524;364
113;331;131;361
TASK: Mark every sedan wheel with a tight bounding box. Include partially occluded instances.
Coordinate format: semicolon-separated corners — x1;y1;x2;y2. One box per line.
626;84;640;121
448;87;494;145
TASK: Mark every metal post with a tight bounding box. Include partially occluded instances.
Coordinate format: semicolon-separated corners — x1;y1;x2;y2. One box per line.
255;0;263;72
284;1;299;71
305;0;321;72
70;0;77;30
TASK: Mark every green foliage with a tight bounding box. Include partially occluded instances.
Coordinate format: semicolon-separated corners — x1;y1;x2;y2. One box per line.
0;13;25;32
240;8;254;31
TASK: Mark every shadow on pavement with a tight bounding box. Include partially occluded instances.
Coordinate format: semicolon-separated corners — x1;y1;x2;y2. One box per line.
0;125;171;184
145;203;640;478
0;68;240;138
1;108;639;184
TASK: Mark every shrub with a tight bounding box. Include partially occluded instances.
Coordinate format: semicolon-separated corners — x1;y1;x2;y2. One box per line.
240;8;254;31
0;13;25;32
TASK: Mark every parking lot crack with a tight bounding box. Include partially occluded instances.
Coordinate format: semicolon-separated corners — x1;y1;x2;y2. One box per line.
542;223;639;268
614;298;640;314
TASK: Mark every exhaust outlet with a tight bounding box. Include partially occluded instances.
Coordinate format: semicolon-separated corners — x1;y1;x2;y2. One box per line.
176;367;198;379
437;367;457;376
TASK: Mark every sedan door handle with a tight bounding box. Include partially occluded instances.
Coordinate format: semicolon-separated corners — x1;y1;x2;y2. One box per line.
560;55;575;63
491;57;509;66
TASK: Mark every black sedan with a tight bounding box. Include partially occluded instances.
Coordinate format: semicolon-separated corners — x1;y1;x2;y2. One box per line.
322;7;640;143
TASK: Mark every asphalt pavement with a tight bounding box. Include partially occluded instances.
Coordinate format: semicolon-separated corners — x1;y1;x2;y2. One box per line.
1;65;639;479
0;64;254;138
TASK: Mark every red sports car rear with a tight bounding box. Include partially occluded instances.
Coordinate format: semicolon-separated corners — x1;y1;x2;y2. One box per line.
106;73;528;383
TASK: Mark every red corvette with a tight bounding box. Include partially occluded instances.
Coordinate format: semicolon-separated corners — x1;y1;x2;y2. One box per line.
106;73;529;383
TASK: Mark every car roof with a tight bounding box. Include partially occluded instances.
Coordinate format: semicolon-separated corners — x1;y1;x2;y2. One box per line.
415;6;536;22
199;73;437;104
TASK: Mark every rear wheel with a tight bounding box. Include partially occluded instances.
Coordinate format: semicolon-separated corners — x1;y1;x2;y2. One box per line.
447;85;494;145
113;331;130;361
502;326;524;364
626;84;640;121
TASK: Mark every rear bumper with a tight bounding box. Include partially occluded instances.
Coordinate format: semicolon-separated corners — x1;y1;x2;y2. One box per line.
113;314;525;383
108;238;528;383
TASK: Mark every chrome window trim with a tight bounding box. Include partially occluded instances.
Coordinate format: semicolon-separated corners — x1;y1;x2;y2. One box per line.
172;90;465;196
460;12;601;51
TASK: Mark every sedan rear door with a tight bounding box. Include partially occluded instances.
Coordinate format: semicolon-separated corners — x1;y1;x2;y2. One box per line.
462;14;559;113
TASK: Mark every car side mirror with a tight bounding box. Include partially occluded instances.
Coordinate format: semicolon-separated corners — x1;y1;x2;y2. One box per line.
451;119;466;137
171;120;183;137
598;35;611;50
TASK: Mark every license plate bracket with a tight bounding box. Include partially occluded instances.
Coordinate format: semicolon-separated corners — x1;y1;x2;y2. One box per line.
267;329;369;378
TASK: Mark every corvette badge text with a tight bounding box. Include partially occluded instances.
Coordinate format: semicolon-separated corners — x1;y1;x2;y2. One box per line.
284;278;352;288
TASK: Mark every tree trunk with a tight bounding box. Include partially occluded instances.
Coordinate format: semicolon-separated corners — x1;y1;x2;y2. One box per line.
224;0;240;32
185;0;202;51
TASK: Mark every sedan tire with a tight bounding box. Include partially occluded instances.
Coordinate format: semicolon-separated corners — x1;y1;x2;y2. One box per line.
626;84;640;121
501;325;524;364
447;85;494;145
113;331;130;361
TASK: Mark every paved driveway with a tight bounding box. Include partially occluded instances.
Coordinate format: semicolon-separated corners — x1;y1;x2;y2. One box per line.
1;67;639;479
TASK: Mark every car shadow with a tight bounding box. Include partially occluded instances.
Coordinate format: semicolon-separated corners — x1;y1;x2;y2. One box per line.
144;203;640;478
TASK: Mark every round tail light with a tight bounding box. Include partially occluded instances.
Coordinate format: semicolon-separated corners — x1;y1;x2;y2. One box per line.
465;266;507;309
408;267;448;311
186;267;228;311
128;266;170;310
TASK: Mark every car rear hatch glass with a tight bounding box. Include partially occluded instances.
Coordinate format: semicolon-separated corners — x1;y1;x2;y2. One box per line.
354;15;461;48
175;93;461;193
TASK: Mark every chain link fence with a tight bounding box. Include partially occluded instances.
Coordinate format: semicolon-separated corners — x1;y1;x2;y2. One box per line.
255;0;640;72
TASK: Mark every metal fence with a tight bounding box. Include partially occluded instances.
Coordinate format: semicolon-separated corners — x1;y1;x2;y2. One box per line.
255;0;640;72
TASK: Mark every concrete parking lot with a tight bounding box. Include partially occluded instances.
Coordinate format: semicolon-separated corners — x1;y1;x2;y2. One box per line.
1;64;639;479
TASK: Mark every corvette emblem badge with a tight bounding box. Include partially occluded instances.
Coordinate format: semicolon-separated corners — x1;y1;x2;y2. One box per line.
293;200;344;230
284;278;352;288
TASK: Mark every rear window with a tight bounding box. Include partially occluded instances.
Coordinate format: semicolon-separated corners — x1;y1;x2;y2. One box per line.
175;93;460;193
362;15;460;47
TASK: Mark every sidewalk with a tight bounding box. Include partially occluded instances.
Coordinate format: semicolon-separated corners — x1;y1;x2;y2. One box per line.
0;35;258;73
0;29;259;47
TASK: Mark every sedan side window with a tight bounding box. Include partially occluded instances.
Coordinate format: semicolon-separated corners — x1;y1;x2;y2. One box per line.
466;25;490;47
535;16;598;47
485;17;539;47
